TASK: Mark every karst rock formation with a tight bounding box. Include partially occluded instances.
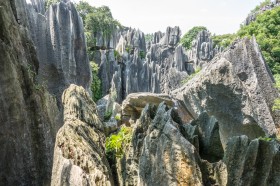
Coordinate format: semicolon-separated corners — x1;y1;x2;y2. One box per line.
0;0;280;185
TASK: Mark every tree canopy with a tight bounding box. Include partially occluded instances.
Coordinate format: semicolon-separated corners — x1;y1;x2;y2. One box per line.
180;26;208;50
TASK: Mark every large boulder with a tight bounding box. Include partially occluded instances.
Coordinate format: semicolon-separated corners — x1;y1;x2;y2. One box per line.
51;85;114;186
173;37;279;146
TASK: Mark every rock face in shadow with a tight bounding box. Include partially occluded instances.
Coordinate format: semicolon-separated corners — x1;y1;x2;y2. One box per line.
224;136;280;186
173;37;279;147
27;1;91;103
51;85;114;186
0;0;61;185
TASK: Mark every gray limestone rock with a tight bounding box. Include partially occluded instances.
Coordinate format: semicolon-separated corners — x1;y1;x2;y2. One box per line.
174;37;279;147
118;103;204;186
27;1;91;103
159;26;181;47
51;85;114;186
0;0;61;185
224;135;280;186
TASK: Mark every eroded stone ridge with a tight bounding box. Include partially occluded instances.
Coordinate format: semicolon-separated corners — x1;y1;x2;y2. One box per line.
173;37;279;146
51;85;114;186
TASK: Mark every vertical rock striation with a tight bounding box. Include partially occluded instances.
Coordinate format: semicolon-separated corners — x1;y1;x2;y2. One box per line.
27;0;91;103
173;37;279;146
0;0;61;185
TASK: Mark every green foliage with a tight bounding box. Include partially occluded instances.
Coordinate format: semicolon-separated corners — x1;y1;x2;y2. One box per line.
84;6;122;44
258;136;273;141
75;1;94;23
104;110;112;121
139;51;146;59
272;74;280;111
181;68;201;84
90;62;102;102
45;0;60;10
114;50;122;62
115;113;121;121
125;45;133;53
105;126;132;158
145;33;153;42
211;33;237;48
251;0;271;13
180;26;208;49
237;6;280;74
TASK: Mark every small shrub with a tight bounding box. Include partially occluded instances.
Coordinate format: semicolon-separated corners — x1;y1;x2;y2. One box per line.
181;68;201;84
105;126;132;158
139;51;146;59
114;50;121;62
259;136;273;142
115;113;121;121
90;61;102;102
104;110;112;121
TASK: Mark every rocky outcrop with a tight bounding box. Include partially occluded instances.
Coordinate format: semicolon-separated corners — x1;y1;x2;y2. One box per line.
118;103;204;186
224;135;280;185
174;37;279;147
121;93;174;124
187;30;217;70
51;85;114;186
243;0;280;26
27;1;91;103
0;0;61;185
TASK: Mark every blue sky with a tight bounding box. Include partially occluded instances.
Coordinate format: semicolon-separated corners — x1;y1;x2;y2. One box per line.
85;0;264;35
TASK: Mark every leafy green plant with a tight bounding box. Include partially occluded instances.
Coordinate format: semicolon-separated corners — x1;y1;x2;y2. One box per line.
90;62;102;102
211;33;237;48
145;33;153;43
272;74;280;111
259;136;273;141
237;6;280;74
125;45;133;54
105;126;132;158
180;26;208;50
181;68;201;84
115;113;121;121
139;51;146;59
114;50;122;62
104;110;112;121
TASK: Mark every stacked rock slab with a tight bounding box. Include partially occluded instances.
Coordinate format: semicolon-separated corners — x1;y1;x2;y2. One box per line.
51;85;114;186
173;37;279;147
0;0;61;185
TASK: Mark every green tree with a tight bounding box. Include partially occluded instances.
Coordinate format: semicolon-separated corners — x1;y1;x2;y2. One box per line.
180;26;208;50
90;61;102;102
211;33;237;48
45;0;60;10
75;0;94;23
237;6;280;74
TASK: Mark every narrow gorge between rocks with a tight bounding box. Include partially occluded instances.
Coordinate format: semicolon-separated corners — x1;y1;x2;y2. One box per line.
1;0;280;185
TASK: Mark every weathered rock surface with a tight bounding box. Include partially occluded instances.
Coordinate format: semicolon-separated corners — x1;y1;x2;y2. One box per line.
187;30;216;70
174;37;279;146
224;135;280;186
27;1;91;103
51;85;114;186
118;103;204;186
0;0;61;185
121;93;174;124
